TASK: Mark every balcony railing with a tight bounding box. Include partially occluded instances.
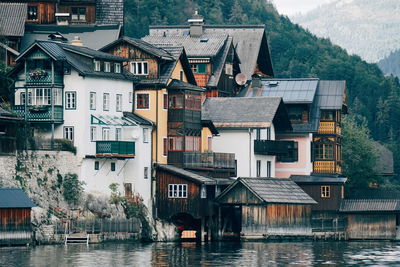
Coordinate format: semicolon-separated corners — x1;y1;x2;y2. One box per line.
313;160;342;174
318;122;341;135
254;140;293;156
26;71;63;85
12;105;63;122
183;152;236;170
96;141;135;158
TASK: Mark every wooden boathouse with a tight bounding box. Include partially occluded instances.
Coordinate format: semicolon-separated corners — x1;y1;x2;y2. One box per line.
0;188;36;245
216;178;317;240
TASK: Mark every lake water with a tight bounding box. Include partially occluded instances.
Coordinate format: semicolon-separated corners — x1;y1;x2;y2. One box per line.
1;241;400;266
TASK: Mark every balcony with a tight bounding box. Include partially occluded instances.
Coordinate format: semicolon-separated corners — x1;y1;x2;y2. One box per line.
169;152;236;170
12;105;63;123
96;141;135;158
313;160;342;174
26;71;63;85
318;122;341;135
254;140;294;156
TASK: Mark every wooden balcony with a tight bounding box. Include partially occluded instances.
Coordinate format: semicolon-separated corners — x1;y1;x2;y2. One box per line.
254;140;294;156
170;151;236;171
313;160;342;174
26;71;63;85
318;122;341;135
12;105;63;123
96;141;135;158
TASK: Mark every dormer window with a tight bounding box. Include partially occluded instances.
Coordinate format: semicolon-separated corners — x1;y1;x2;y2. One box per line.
104;62;111;72
115;63;121;73
71;7;86;21
130;62;148;75
94;60;101;71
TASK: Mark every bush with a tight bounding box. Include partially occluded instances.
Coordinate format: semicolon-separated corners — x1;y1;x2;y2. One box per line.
63;173;84;205
55;139;77;154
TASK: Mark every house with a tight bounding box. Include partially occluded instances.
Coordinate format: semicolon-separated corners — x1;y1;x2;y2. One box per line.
216;178;317;240
9;40;154;210
143;12;242;97
0;188;36;245
202;97;292;178
339;199;400;240
0;107;22;154
148;11;274;81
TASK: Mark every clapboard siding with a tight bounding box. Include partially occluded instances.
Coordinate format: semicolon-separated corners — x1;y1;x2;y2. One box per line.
346;214;397;240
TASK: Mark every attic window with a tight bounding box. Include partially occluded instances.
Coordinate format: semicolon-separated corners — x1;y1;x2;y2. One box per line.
94;60;101;71
104;62;111;72
115;63;121;73
200;38;209;42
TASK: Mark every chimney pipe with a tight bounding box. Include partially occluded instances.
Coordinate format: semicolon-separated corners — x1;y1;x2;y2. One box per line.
188;11;204;38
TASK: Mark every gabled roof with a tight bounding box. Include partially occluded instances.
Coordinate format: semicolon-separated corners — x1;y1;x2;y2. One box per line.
315;81;346;110
142;34;228;57
202;97;291;131
0;188;36;208
339;199;400;213
207;37;233;88
0;3;26;37
156;164;216;185
167;79;204;92
21;24;122;51
217;178;317;205
123;112;154;126
291;175;347;184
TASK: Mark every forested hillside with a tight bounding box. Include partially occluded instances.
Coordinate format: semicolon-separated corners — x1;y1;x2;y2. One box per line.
378;50;400;78
124;0;400;181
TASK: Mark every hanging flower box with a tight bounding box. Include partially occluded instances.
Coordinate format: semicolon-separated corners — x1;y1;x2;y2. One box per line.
28;70;48;80
29;106;49;113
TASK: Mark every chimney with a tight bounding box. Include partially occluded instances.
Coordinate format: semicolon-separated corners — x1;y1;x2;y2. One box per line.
251;74;262;88
48;32;68;43
188;11;204;37
70;36;84;46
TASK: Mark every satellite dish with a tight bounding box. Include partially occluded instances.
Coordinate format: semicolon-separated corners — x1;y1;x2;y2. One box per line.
235;73;247;85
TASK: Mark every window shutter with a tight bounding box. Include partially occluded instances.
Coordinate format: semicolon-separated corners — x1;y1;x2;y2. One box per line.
198;64;206;74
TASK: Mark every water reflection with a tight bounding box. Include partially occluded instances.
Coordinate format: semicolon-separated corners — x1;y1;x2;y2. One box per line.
1;241;400;266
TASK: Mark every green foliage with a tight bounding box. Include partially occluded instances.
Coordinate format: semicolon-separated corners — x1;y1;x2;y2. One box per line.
342;115;380;195
55;139;77;154
0;61;13;103
63;173;84;205
109;183;125;204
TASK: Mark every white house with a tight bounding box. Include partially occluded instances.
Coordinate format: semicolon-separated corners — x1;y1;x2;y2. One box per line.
11;40;154;211
202;97;293;178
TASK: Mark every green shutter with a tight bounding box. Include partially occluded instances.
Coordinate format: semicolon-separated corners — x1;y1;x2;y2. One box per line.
198;64;206;74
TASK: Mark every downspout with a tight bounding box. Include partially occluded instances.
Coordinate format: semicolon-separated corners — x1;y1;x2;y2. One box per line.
249;128;252;177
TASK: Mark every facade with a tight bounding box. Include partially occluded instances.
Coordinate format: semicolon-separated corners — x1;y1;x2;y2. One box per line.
216;178;316;240
9;40;154;209
202;97;292;178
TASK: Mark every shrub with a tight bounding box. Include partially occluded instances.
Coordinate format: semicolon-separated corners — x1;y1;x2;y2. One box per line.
55;139;77;154
63;173;84;205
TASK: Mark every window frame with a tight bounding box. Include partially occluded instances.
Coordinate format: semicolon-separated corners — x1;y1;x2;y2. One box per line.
163;137;167;157
104;62;111;73
71;6;86;21
321;185;331;198
63;126;74;142
27;5;38;21
111;162;116;172
163;93;168;110
94;161;99;170
115;128;122;141
143;128;149;143
90;126;96;142
168;184;188;198
90;92;96;110
116;94;123;112
94;60;101;71
102;127;110;141
114;63;121;73
136;93;149;110
130;61;149;75
256;160;261;177
103;93;110;111
267;161;271;178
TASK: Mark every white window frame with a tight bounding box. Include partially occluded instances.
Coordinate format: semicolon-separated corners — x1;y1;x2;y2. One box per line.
129;92;133;103
64;126;74;141
130;61;149;75
116;94;122;112
90;126;96;141
168;184;187;198
201;185;207;199
143;128;149;143
115;63;121;73
65;91;76;109
144;167;149;179
115;128;121;141
90;92;96;110
256;160;261;177
102;127;110;141
104;62;111;72
94;60;101;71
267;161;271;178
103;93;110;111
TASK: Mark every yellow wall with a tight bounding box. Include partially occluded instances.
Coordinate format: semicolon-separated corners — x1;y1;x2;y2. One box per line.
135;88;168;164
201;127;213;152
170;59;188;83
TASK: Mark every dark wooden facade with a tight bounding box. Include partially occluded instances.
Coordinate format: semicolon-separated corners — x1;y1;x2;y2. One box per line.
345;214;398;240
298;184;344;212
25;1;57;24
58;3;96;24
0;208;31;230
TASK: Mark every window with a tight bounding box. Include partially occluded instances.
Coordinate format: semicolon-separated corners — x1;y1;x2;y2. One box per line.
129;92;133;103
143;128;149;143
130;62;148;75
168;136;184;151
277;141;298;162
256;160;261;177
185;136;201;152
207;136;212;152
111;162;116;172
94;60;101;71
71;7;86;21
65;92;76;109
103;93;110;111
315;141;334;160
115;63;121;73
104;62;111;72
115;128;121;141
27;6;38;20
190;64;206;74
102;127;110;140
256;129;261;140
20;92;32;105
33;88;51;106
163;137;167;156
201;185;207;199
168;184;187;198
321;110;335;121
185;94;201;110
168;95;184;109
124;183;132;198
266;127;271;140
90;127;96;141
64;127;74;141
180;70;184;81
94;161;99;170
144;167;148;179
267;161;271;178
136;93;149;109
90;92;96;110
321;186;331;198
116;94;122;112
163;93;168;110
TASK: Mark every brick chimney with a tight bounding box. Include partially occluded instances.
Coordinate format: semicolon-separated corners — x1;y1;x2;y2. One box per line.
188;11;204;38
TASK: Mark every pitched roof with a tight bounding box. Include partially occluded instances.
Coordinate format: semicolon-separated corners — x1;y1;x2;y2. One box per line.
339;199;400;213
21;24;122;51
291;175;347;184
0;3;26;37
123;112;154;126
149;24;273;78
347;189;400;200
0;188;36;208
217;178;317;205
156;164;216;185
315;81;346;110
167;79;204;91
142;34;228;57
202;97;286;128
207;37;233;88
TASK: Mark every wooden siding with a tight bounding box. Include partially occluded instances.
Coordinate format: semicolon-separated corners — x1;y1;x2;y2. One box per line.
218;183;263;205
156;169;213;219
346;214;397;240
26;2;56;24
241;204;312;236
0;208;31;228
58;5;96;23
299;184;343;211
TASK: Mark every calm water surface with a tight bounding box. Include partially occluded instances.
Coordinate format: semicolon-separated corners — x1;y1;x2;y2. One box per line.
1;241;400;266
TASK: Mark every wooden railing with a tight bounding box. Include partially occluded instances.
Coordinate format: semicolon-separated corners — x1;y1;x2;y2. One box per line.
96;141;135;158
12;105;63;122
318;122;341;135
313;160;341;174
